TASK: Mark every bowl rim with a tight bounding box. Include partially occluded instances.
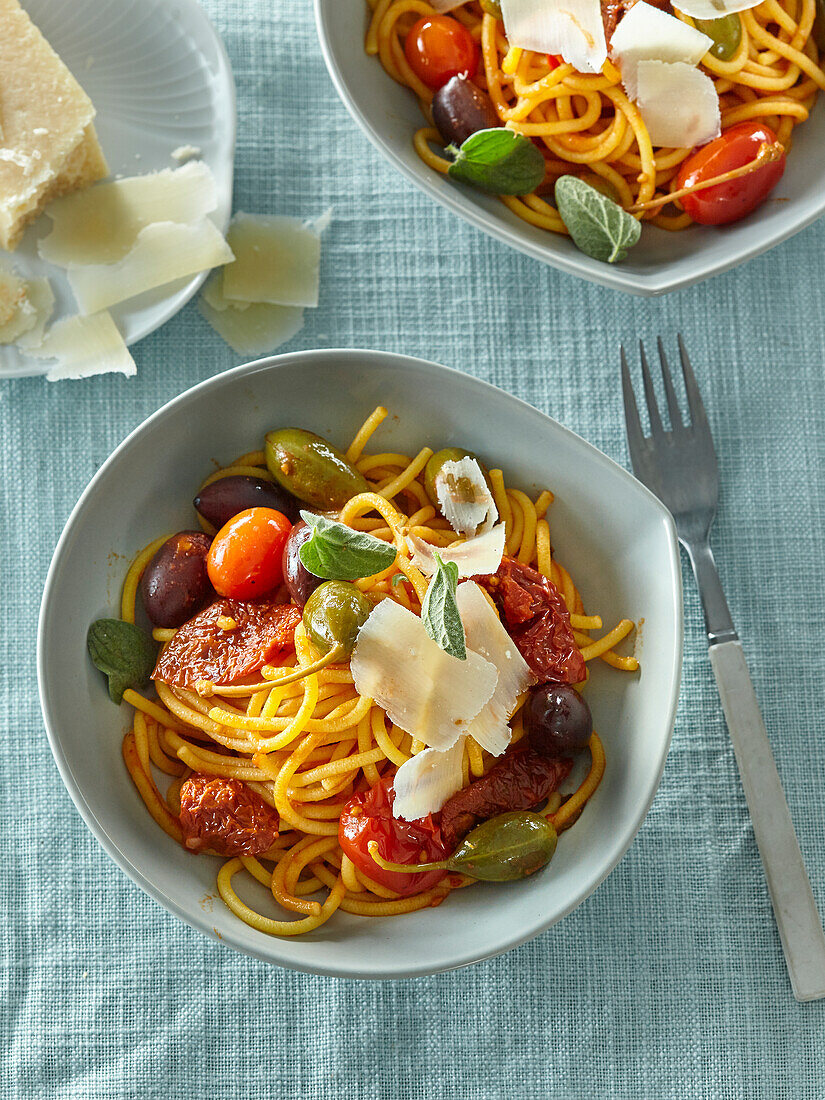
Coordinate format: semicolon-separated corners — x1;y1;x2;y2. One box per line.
37;348;684;978
313;0;825;297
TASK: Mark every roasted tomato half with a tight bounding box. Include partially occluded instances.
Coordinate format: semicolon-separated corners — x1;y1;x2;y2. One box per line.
179;774;280;856
339;779;449;897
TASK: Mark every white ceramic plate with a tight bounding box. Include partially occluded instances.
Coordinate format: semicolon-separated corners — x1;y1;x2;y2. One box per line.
1;0;235;378
315;0;824;296
38;349;683;978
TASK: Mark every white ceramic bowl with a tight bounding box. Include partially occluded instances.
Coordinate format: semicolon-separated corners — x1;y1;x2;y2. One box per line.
314;0;824;296
38;350;683;978
2;0;235;378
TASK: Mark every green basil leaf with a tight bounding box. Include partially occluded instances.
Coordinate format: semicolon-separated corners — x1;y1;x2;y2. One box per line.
421;553;466;660
87;618;157;705
448;129;546;196
447;811;558;881
298;511;397;581
554;176;642;264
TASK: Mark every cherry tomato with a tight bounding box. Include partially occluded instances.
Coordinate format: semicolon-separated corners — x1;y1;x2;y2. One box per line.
404;15;479;91
676;122;786;226
206;507;291;600
179;774;280;856
339;779;449;897
546;54;563;69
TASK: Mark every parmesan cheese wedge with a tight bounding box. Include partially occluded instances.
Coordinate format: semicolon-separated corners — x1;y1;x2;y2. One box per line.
23;311;135;381
436;457;498;536
198;271;304;357
66;219;234;315
220;212;325;308
392;738;466;822
457;582;534;756
499;0;607;74
351;599;499;752
38;162;218;266
634;61;720;148
609;3;712;99
406;525;506;579
674;0;762;18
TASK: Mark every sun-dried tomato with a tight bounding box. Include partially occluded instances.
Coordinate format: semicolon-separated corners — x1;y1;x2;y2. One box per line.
178;774;280;856
152;598;301;689
439;747;572;849
475;557;585;684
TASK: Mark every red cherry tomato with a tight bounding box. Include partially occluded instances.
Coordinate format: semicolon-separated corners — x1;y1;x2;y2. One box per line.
546;54;563;69
179;774;280;855
404;15;480;91
206;507;291;600
676;122;786;226
339;779;449;897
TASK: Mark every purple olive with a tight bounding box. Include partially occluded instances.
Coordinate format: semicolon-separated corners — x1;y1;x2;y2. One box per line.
431;75;501;148
194;475;299;528
140;531;213;628
525;684;593;757
282;521;322;606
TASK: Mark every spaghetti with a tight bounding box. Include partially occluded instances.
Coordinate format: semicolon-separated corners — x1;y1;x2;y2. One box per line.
366;0;825;233
114;407;639;937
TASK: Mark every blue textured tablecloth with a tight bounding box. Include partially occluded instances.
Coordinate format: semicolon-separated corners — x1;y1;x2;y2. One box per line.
3;1;825;1095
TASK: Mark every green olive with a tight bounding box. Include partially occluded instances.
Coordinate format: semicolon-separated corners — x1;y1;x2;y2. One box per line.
479;0;502;17
302;581;372;656
424;447;491;507
695;14;742;61
265;428;369;511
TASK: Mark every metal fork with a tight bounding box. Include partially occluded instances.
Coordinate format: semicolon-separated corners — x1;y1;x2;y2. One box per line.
621;336;825;1002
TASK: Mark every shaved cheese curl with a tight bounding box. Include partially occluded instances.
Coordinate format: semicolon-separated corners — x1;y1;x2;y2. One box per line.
457;582;534;756
406;525;506;579
634;61;720;148
392;738;466;821
436;457;498;536
610;3;712;99
674;0;762;18
351;600;498;752
500;0;607;74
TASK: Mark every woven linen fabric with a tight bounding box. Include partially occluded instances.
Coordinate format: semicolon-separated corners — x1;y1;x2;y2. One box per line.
3;1;825;1096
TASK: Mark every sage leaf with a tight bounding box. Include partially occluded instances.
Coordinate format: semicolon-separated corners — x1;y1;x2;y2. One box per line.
87;618;157;705
421;553;466;660
448;129;546;195
555;176;642;264
448;811;557;880
299;511;397;581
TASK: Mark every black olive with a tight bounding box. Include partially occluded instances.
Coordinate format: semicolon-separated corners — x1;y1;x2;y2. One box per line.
194;475;300;528
140;531;213;628
282;521;322;607
525;683;593;757
431;75;501;148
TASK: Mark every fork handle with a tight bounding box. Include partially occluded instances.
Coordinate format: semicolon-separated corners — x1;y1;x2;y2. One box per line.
709;640;825;1002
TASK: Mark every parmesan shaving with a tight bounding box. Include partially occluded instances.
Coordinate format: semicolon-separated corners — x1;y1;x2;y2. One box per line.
39;162;219;265
0;263;36;341
15;276;55;348
392;738;466;822
610;3;712;99
220;212;324;308
499;0;607;74
436;457;498;536
406;524;506;579
23;311;136;381
673;0;762;18
634;61;720;149
457;582;534;756
198;285;304;356
67;218;234;315
351;599;498;752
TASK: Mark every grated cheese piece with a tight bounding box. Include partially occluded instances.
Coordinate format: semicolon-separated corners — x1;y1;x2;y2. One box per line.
66;218;234;315
0;262;36;341
457;582;534;756
436;457;498;537
220;212;324;308
610;2;712;98
634;61;720;148
351;599;498;752
392;738;466;822
171;144;203;163
198;274;304;356
23;310;136;381
406;524;506;579
673;0;762;18
39;162;218;265
499;0;607;74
